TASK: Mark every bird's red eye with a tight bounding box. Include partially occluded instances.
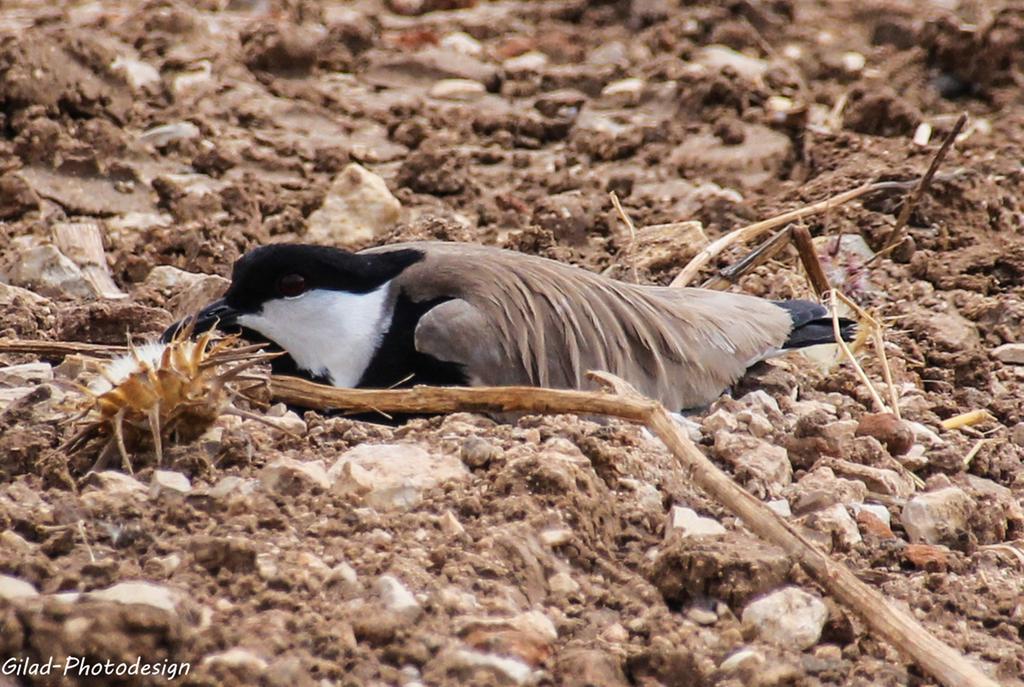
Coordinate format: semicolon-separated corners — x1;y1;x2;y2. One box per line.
277;273;307;298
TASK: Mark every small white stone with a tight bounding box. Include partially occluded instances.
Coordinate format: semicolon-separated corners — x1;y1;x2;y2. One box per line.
429;78;486;101
666;506;727;538
140;121;201;147
447;649;535;685
208;476;258;500
86;471;148;498
201;648;269;671
840;51;865;74
801;503;862;549
150;470;192;498
439;510;466;537
0;574;39;601
548;572;580;595
600;77;645;106
111;55;162;92
766;499;792;518
702;408;738;434
851;503;891;527
539;528;573;547
600;623;629;643
172;61;213;98
377;574;421;618
329;562;358;585
901;487;976;545
742;587;828;650
503;51;548;72
913;122;933;147
440;31;483;57
305;163;402;246
89;581;182;614
695;45;768;82
720;648;764;673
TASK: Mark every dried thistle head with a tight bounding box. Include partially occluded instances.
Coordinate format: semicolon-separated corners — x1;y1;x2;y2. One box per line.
64;321;275;473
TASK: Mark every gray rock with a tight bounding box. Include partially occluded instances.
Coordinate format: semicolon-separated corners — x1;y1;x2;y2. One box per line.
901;487;976;546
992;343;1024;364
7;242;93;299
259;457;331;494
377;574;422;620
0;363;53;387
742;587;828;650
329;443;468;510
799;503;862;550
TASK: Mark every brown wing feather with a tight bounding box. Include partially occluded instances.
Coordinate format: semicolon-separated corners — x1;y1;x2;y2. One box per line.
361;242;794;409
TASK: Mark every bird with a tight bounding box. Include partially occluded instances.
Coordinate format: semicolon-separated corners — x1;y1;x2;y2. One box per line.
163;241;854;412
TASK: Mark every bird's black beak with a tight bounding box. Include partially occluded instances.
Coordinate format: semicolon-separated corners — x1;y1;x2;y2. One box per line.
160;298;243;343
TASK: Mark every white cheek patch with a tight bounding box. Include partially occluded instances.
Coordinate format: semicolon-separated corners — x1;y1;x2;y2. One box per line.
237;285;393;388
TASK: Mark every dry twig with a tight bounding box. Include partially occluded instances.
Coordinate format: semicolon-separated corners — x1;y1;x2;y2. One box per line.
791;224;831;296
270;373;998;687
0;339;126;358
874;113;968;260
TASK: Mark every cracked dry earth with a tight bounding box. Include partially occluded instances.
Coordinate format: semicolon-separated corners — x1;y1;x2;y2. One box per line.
1;0;1024;686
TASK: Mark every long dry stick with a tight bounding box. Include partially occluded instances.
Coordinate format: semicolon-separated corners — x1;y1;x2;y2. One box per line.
270;373;998;687
0;340;126;358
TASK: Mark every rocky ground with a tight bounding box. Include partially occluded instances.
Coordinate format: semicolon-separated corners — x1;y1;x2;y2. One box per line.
2;0;1024;685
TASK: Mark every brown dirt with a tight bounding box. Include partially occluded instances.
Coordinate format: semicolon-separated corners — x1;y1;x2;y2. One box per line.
2;1;1024;686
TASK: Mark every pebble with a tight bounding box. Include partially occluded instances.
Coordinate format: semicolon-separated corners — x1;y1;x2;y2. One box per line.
143;265;228;318
88;581;182;614
799;503;862;550
913;122;933;146
440;31;483;57
172;61;213;98
208;475;258;500
429;78;486;101
150;470;192;498
503;50;548;72
548;572;580;595
460;436;501;468
305;163;401;246
702;408;738;434
0;574;39;601
201;648;269;671
695;45;768;82
377;574;422;619
539;528;573;547
84;471;148;499
720;648;765;673
7;243;94;299
786;467;867;515
259;457;331;494
851;503;892;528
855;413;914;456
766;499;792;518
111;55;162;92
600;623;629;643
713;432;792;493
600;77;645;107
140;121;201;147
742;586;829;650
439;510;466;537
665;506;727;538
900;486;976;546
0;362;53;387
840;51;866;74
329;443;468;510
992;343;1024;365
444;649;535;685
821;458;914;498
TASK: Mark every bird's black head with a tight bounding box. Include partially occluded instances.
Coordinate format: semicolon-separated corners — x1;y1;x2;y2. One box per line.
161;244;424;344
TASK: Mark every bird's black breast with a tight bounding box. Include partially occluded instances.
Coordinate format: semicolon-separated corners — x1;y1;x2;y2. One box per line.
357;293;468;389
